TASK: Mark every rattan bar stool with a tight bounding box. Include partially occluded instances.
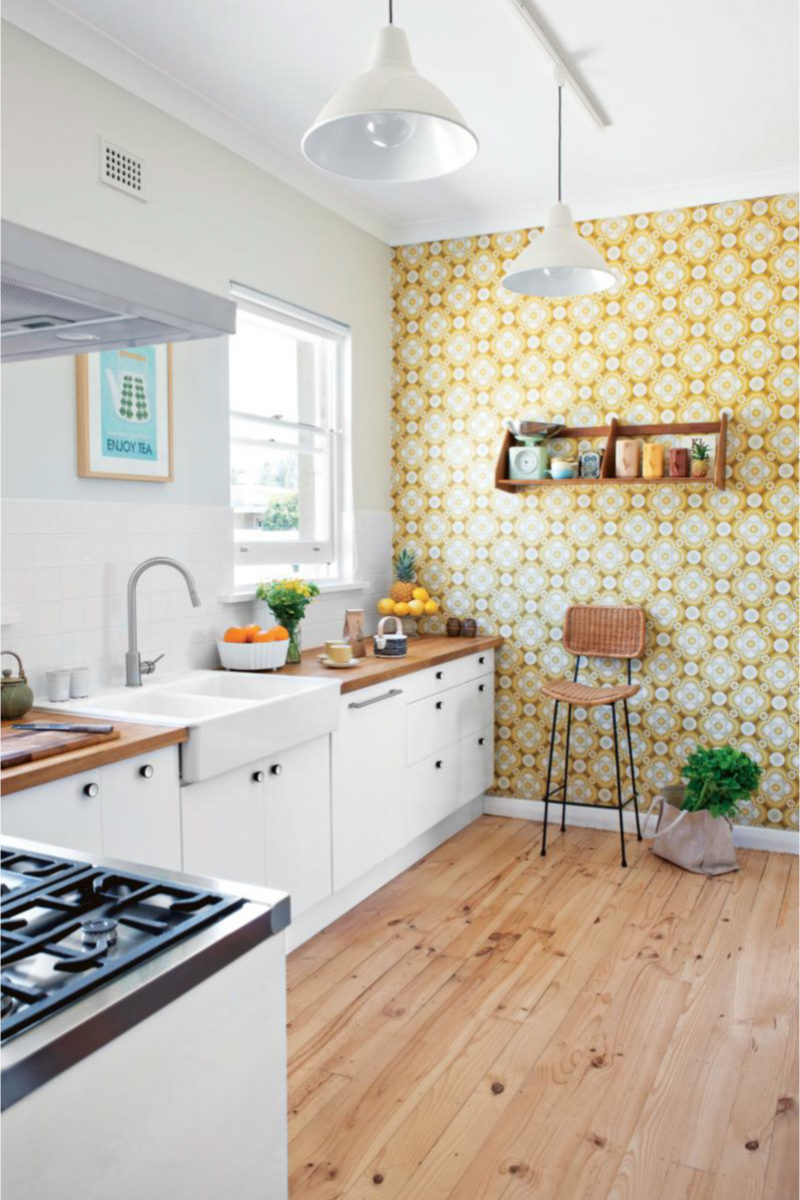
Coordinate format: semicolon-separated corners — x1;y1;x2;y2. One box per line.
539;604;646;867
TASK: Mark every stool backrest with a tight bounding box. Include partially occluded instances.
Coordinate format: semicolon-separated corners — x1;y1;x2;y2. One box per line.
563;605;645;660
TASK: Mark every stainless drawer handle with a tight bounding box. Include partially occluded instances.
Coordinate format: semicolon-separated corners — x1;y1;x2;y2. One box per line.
139;764;154;779
435;700;444;710
83;783;99;798
348;687;403;710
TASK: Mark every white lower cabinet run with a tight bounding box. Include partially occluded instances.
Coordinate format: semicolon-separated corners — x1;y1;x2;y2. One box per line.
1;747;181;868
181;735;332;918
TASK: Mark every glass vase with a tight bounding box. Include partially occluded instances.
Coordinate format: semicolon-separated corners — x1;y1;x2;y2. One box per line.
286;622;302;665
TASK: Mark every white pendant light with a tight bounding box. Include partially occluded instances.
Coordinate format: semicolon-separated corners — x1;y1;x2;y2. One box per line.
502;81;615;298
301;1;478;183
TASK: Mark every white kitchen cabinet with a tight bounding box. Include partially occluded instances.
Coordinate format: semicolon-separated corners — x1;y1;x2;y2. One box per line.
264;735;331;917
458;726;494;806
101;747;182;870
181;763;268;886
1;767;104;855
406;749;460;841
331;681;407;891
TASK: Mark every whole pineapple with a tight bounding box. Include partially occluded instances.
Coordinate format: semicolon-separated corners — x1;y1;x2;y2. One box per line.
390;548;418;603
691;438;710;478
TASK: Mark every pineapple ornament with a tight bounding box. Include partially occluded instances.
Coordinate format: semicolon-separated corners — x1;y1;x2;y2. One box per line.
691;438;710;478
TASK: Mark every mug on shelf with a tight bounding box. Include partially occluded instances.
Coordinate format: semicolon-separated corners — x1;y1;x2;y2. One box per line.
550;458;578;480
642;444;664;479
669;447;690;478
615;438;642;478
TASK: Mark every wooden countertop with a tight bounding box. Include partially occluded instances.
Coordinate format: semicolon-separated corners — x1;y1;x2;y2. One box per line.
280;634;502;694
1;709;188;795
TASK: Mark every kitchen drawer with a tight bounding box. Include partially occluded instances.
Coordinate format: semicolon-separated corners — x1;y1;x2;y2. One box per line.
406;749;460;841
458;725;494;805
1;767;104;855
101;747;182;870
400;649;495;704
406;674;494;764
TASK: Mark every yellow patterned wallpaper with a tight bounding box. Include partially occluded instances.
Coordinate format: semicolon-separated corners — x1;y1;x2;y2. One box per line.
391;194;799;830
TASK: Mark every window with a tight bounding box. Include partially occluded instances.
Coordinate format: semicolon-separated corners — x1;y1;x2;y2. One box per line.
229;284;350;587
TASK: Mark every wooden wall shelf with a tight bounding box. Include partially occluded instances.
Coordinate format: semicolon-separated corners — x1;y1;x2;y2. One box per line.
495;415;727;493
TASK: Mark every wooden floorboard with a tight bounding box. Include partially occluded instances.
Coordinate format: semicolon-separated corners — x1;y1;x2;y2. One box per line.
288;816;798;1200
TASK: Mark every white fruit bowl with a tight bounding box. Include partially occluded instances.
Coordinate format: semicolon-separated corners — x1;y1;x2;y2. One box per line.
216;639;289;671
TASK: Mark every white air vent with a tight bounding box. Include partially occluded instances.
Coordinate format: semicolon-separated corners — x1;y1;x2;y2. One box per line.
100;139;146;201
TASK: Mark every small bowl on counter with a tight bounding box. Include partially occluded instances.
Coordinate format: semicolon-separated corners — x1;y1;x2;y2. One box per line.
216;640;289;671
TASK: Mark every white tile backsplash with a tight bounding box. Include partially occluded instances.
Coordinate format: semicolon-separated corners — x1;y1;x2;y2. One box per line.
1;501;393;696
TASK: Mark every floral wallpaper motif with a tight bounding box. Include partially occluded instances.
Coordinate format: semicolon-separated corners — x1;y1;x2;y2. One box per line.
391;194;799;829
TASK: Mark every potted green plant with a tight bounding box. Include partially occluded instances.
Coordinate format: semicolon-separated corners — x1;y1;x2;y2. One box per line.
255;578;320;664
652;746;762;875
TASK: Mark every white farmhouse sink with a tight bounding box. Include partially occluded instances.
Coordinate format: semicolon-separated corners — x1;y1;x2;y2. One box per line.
41;670;340;783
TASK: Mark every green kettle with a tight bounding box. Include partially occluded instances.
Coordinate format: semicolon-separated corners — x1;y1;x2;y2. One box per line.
1;651;34;721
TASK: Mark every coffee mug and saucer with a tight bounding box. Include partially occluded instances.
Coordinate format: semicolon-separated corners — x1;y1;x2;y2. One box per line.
319;641;358;669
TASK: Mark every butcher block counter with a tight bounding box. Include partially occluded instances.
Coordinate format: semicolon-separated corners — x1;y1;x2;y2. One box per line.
1;709;188;795
281;633;502;694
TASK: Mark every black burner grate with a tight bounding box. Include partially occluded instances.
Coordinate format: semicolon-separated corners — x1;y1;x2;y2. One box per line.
1;857;244;1041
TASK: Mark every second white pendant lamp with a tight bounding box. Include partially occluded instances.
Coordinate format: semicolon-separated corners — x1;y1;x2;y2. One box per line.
302;0;478;182
502;79;615;298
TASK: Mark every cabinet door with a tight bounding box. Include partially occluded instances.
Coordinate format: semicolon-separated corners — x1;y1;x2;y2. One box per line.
332;683;407;891
1;769;103;855
181;764;267;886
101;748;182;871
264;736;331;918
458;727;494;806
406;750;460;841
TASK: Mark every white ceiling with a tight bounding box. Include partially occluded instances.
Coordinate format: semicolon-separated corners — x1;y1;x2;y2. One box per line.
5;0;799;244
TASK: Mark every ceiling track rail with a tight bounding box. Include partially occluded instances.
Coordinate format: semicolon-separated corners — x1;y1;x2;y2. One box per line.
505;0;609;129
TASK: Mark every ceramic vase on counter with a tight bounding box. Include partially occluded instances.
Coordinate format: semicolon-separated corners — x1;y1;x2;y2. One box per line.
615;438;642;479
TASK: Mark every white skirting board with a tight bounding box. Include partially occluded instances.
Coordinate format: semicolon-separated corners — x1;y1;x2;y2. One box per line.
483;795;799;855
285;796;485;952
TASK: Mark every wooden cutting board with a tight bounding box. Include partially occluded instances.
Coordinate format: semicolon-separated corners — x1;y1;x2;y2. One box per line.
1;716;120;770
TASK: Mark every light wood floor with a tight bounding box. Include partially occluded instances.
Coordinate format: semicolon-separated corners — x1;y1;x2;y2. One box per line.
287;817;798;1200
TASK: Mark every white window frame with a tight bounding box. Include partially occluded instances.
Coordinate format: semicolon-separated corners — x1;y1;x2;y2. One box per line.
229;282;351;577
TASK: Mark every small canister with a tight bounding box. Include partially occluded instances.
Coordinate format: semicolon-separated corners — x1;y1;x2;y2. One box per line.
642;444;664;478
461;618;477;637
373;615;408;657
615;438;642;478
446;618;462;637
669;447;690;477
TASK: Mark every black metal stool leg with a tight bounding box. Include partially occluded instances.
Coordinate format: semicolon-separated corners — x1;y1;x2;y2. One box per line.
541;701;559;858
611;702;627;868
561;703;573;832
623;698;642;841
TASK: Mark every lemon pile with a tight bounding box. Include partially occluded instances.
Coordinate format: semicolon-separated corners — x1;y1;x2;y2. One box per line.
378;586;439;619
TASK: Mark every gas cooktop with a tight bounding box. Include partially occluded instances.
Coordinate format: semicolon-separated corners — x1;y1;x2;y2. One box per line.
0;851;245;1041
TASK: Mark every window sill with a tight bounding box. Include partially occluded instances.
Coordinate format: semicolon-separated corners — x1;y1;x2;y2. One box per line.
217;581;371;604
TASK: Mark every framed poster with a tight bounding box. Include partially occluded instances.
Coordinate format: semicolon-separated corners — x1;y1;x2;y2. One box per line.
76;344;173;481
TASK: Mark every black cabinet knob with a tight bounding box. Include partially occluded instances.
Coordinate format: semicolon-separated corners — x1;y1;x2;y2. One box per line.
83;783;99;798
478;683;486;692
435;760;443;770
435;670;444;680
270;764;283;776
252;770;265;783
435;700;444;710
479;656;486;665
139;764;154;779
478;737;485;746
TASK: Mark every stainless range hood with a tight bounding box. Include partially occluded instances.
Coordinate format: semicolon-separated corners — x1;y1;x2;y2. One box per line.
1;222;236;362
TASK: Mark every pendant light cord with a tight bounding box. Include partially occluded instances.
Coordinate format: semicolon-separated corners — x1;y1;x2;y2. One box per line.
557;84;563;203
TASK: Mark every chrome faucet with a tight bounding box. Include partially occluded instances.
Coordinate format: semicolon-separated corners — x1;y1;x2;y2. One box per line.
126;557;201;686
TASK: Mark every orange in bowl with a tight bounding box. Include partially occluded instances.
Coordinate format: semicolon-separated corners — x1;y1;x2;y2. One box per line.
271;626;290;641
223;626;249;643
243;624;262;642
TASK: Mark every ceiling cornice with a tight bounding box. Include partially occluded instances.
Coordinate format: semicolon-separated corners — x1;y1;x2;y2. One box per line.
1;0;398;245
390;166;800;247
